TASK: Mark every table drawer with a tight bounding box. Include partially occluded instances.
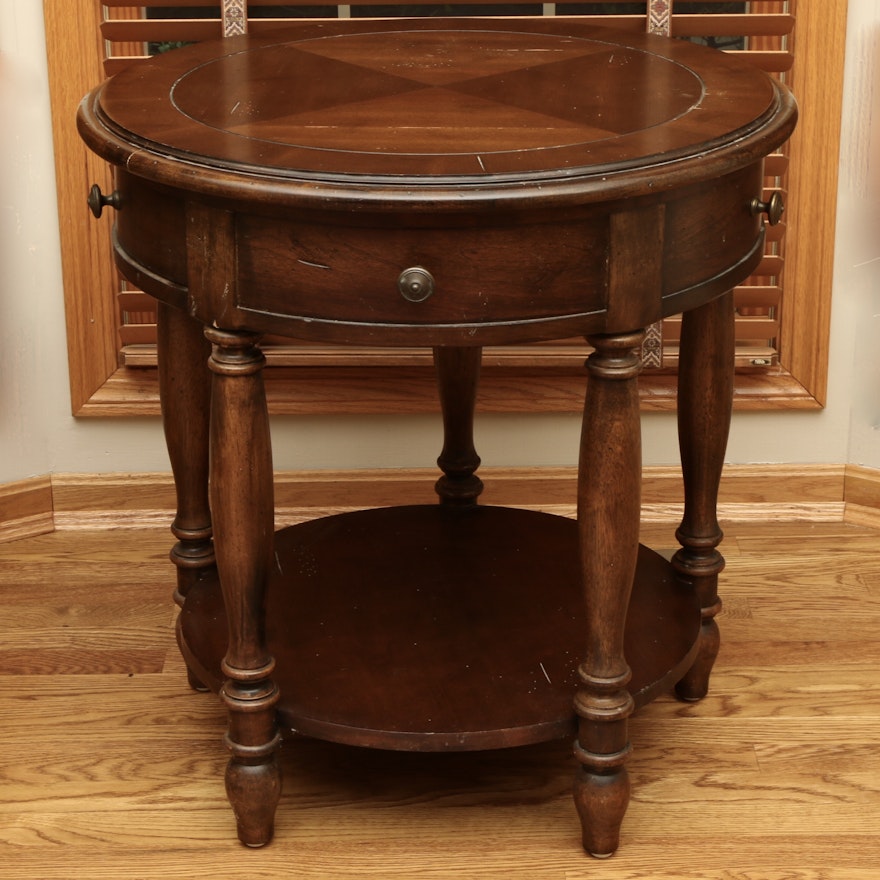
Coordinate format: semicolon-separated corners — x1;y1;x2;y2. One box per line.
234;214;609;329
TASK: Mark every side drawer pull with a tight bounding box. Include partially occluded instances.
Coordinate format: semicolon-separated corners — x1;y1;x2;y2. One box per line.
88;184;121;218
750;191;784;226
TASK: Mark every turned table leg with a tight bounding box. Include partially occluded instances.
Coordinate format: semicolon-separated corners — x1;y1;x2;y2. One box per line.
573;330;644;858
673;290;734;701
433;346;484;506
157;302;214;692
206;326;282;847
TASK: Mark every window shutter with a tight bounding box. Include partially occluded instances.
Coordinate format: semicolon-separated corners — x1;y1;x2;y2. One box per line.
101;2;794;374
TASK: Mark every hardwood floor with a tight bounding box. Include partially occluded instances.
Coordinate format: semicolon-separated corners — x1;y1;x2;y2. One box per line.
1;517;879;878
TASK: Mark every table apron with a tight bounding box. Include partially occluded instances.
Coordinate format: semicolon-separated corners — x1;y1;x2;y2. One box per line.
112;162;766;345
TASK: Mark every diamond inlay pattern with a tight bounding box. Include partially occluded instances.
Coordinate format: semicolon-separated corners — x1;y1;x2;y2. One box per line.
172;32;702;158
101;22;777;180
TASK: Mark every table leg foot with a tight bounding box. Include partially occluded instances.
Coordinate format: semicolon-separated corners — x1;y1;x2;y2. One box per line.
186;669;210;693
573;723;633;857
673;549;723;702
222;677;283;847
173;613;211;692
674;621;721;702
170;535;215;693
226;760;282;847
573;768;631;857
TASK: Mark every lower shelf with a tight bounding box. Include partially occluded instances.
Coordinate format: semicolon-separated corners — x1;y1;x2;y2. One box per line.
178;504;700;751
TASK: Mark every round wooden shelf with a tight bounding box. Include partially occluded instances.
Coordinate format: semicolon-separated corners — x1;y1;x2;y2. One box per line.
178;504;700;751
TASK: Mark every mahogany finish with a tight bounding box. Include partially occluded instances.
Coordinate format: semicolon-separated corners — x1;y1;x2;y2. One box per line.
78;18;796;858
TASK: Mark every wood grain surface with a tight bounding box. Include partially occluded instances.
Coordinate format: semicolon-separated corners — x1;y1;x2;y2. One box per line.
2;515;879;877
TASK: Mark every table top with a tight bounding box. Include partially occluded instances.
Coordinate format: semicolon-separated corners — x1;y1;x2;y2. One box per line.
80;18;796;210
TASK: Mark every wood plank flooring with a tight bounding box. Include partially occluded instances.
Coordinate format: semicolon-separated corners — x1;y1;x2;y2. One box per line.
1;518;879;878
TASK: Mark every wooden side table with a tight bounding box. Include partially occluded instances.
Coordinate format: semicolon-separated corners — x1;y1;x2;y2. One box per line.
78;18;796;857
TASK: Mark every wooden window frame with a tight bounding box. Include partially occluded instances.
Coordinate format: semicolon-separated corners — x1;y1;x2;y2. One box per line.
44;0;846;417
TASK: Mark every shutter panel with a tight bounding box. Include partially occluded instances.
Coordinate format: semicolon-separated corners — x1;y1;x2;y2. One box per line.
101;2;794;373
667;0;793;370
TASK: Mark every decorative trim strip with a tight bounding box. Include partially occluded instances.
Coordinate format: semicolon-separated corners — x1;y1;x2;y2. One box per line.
222;0;248;38
648;0;672;37
640;323;664;369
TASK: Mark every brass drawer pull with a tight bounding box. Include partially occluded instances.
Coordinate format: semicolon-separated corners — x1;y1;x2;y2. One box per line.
398;267;435;303
750;191;784;226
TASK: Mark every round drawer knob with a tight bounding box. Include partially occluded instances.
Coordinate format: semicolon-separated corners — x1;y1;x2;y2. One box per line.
398;267;435;303
750;191;785;226
87;184;121;218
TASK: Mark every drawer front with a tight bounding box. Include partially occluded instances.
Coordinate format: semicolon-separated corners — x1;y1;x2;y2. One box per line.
234;215;610;330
